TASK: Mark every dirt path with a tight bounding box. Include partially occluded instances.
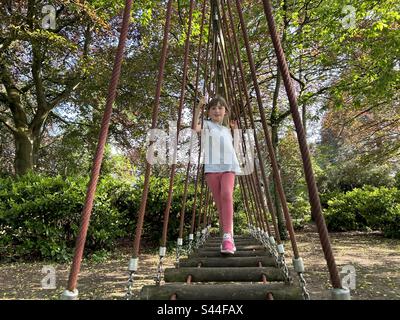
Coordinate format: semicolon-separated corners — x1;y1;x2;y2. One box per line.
1;226;399;300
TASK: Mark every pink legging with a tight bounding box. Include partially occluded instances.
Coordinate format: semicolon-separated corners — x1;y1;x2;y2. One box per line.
205;171;235;235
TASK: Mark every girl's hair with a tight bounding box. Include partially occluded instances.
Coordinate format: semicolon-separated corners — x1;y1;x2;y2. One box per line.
206;94;230;127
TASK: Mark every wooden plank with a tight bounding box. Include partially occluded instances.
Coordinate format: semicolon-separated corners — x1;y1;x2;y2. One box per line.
205;239;260;244
200;244;266;251
164;266;284;282
178;256;276;267
140;282;302;300
189;249;269;257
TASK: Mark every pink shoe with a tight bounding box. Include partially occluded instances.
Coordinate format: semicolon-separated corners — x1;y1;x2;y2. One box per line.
221;233;236;255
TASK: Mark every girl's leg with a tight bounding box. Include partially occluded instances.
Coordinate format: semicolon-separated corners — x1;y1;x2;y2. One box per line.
220;172;235;235
205;173;223;233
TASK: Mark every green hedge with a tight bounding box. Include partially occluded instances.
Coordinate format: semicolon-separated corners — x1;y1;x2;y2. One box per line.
287;197;312;230
0;173;199;262
323;186;400;238
0;174;131;261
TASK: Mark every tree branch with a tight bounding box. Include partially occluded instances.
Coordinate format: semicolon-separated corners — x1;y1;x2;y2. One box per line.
0;114;17;133
277;109;292;123
50;110;68;124
290;71;305;90
48;80;81;109
31;42;47;111
20;82;35;93
0;62;28;127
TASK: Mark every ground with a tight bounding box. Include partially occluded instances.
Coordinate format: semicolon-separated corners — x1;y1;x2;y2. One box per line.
1;224;399;300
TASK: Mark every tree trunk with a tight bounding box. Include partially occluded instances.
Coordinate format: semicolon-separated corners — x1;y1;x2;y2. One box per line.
14;131;34;175
270;71;288;240
270;140;287;240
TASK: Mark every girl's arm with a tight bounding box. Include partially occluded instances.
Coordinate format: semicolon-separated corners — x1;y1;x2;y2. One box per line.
230;119;238;130
193;97;206;133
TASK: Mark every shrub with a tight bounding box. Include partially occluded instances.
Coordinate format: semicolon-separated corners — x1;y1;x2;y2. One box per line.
0;174;131;261
381;204;400;239
287;197;312;230
323;186;400;237
394;171;400;189
0;171;253;261
324;199;362;231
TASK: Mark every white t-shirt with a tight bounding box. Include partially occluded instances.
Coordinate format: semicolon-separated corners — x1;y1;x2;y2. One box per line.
201;120;241;174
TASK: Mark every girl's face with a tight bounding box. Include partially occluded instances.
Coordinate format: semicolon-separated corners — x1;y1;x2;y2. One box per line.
208;103;226;124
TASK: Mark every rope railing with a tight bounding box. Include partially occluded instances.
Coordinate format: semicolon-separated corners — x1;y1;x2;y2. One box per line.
61;0;134;300
217;19;276;253
260;0;347;298
176;0;208;265
212;2;269;245
234;0;300;260
154;0;196;286
125;0;174;299
63;0;349;301
223;0;282;244
189;1;213;251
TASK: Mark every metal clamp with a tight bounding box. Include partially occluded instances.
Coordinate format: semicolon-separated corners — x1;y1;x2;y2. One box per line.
292;257;305;273
61;289;79;300
128;257;139;272
331;288;351;300
269;236;276;246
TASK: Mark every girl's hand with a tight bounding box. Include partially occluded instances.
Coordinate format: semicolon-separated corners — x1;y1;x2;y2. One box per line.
230;120;238;129
198;96;206;106
195;96;206;113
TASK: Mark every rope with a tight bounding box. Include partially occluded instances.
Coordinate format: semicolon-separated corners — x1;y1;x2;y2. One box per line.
212;1;271;241
252;164;272;235
245;175;261;231
237;177;252;226
196;168;206;243
250;173;266;233
159;0;195;249
261;0;342;288
131;0;174;258
234;0;300;259
66;0;134;293
191;4;213;244
178;0;208;243
223;0;281;242
203;187;211;230
190;161;202;236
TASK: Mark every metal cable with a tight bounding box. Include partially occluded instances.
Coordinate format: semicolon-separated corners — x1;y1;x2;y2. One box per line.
261;0;341;288
66;0;134;292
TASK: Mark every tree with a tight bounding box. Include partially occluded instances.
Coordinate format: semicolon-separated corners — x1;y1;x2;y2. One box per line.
0;0;159;175
0;1;113;174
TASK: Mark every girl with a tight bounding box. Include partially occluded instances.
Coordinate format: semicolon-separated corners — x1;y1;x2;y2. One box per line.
194;94;241;255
